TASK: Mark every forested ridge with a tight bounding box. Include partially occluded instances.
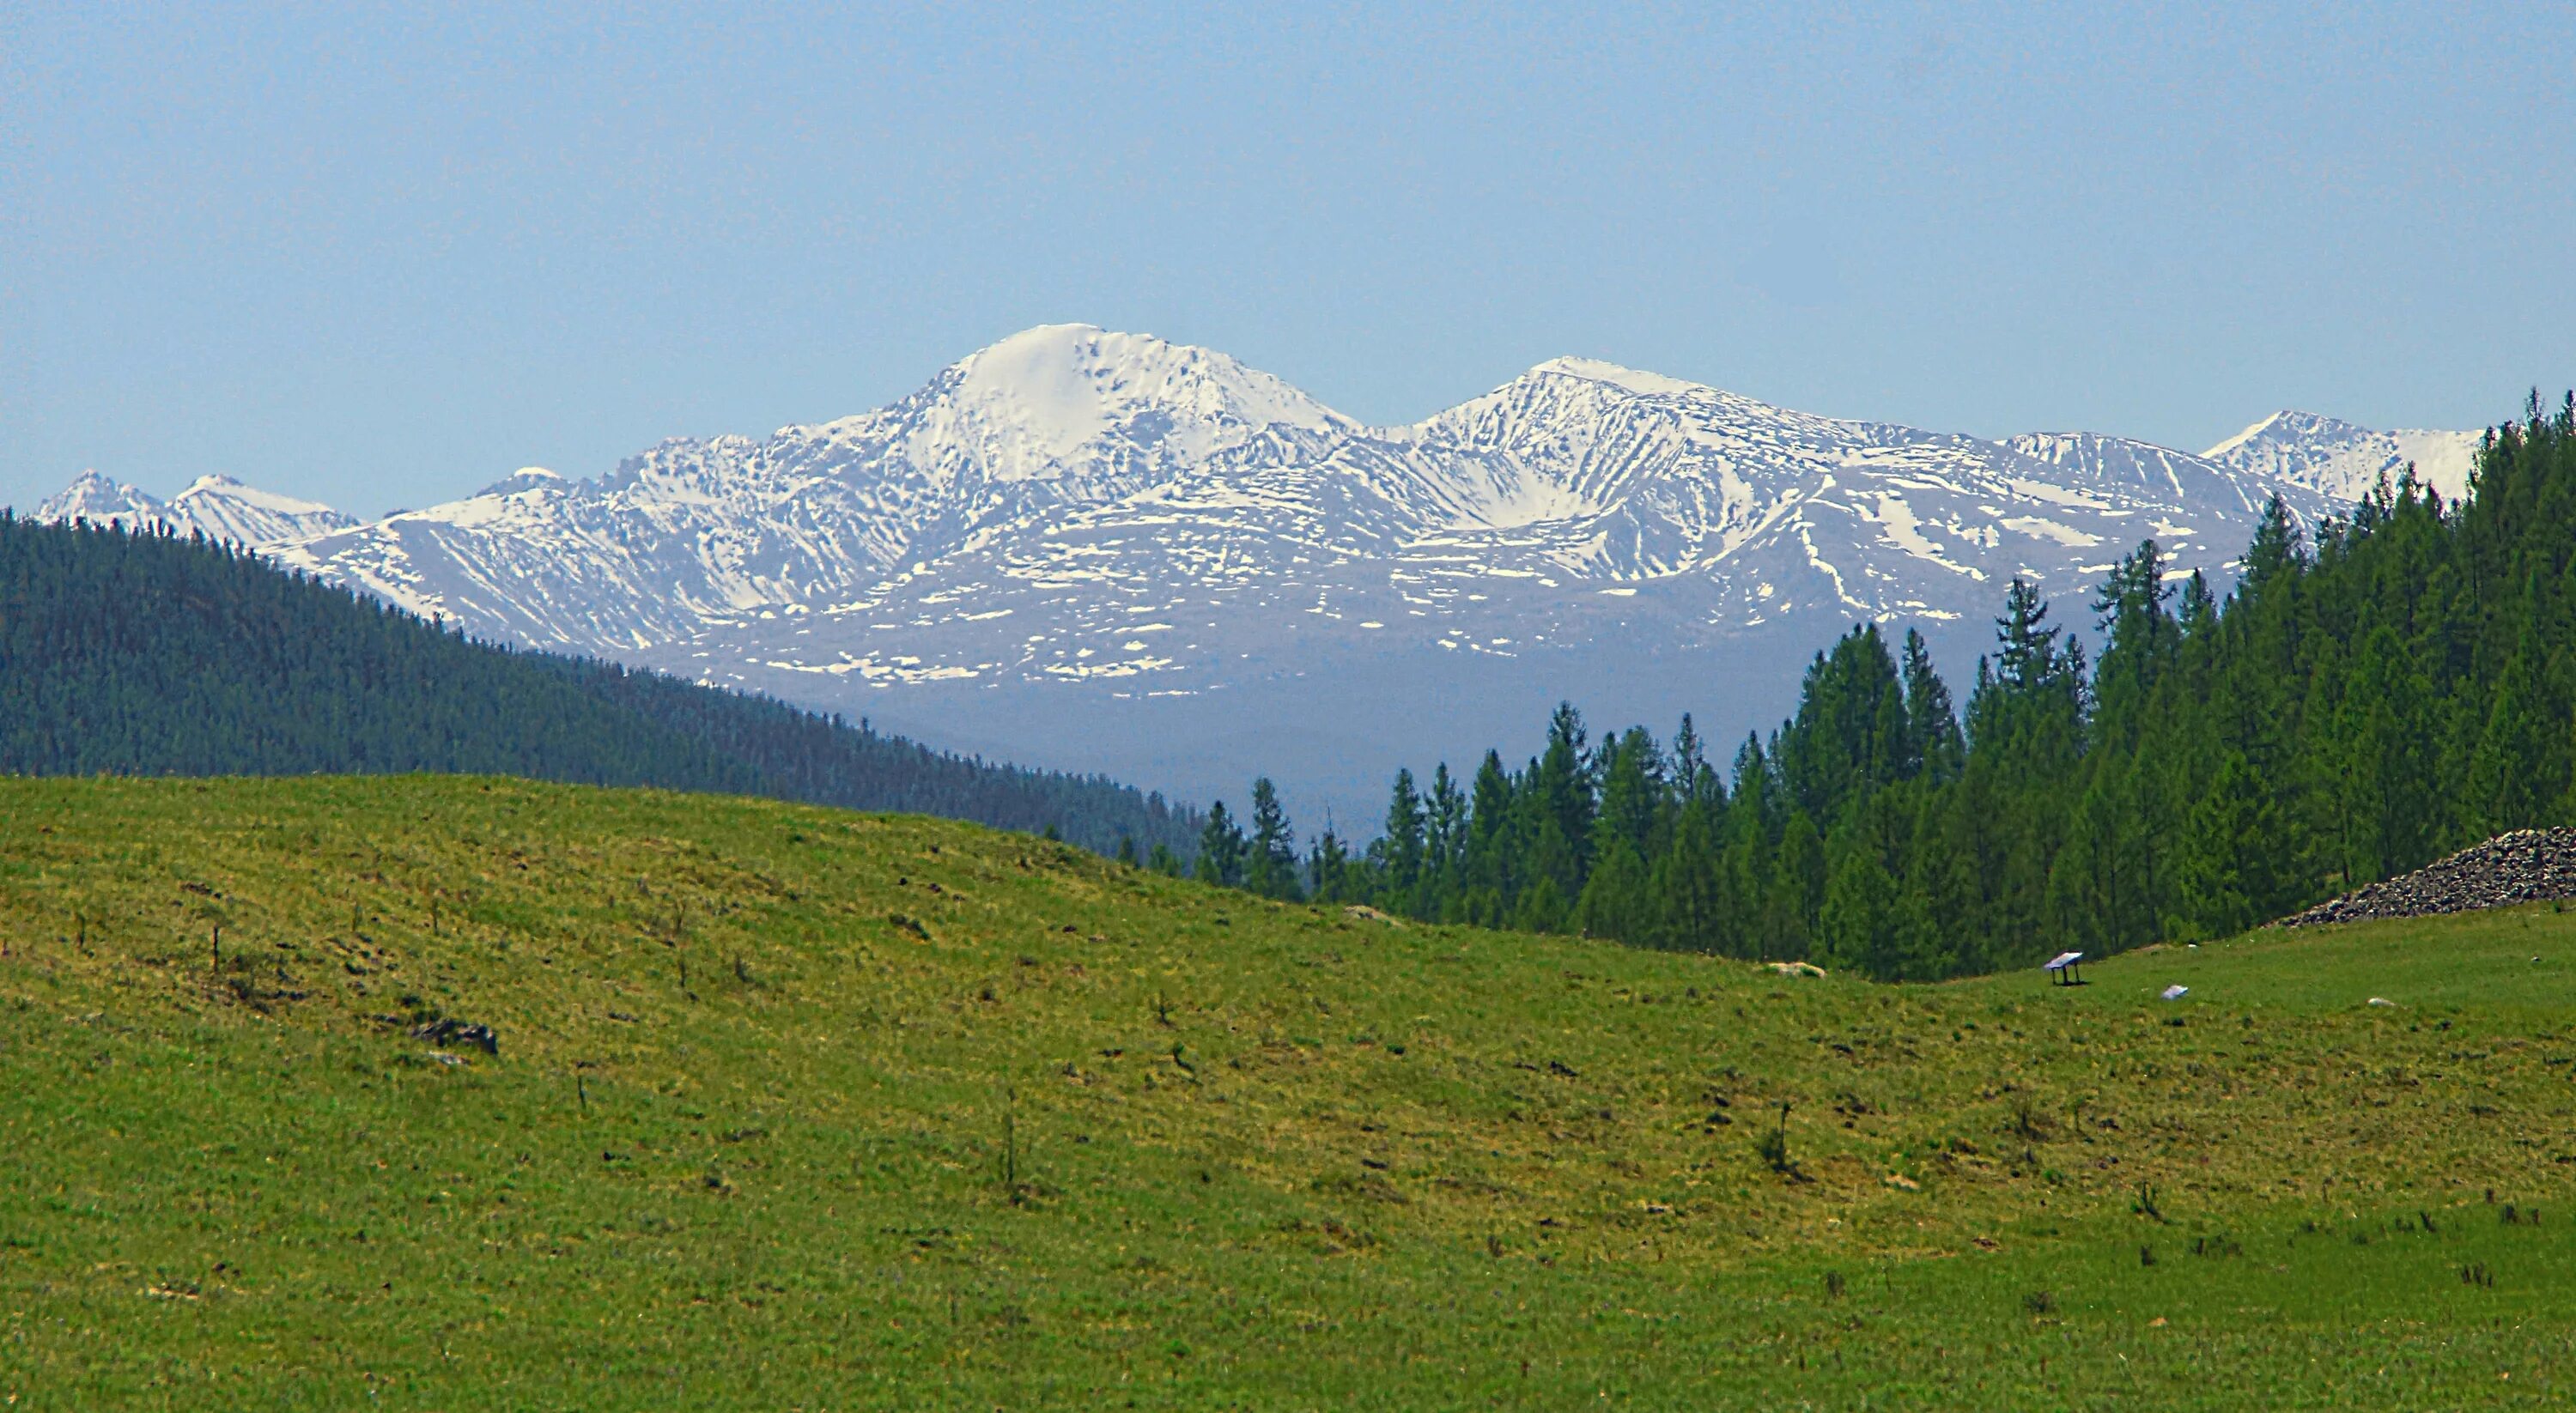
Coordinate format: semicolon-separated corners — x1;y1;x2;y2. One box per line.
1192;394;2576;979
0;514;1200;858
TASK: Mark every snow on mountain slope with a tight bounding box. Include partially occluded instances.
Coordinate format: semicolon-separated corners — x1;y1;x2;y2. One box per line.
33;470;355;545
2202;410;2482;501
259;324;1364;652
18;330;2477;822
33;471;177;534
169;475;357;544
631;349;2341;701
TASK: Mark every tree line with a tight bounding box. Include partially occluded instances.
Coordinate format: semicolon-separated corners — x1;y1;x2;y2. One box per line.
0;513;1201;858
1185;394;2576;979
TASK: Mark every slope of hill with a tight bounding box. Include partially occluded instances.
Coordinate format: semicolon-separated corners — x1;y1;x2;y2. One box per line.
0;515;1199;858
3;776;2567;1407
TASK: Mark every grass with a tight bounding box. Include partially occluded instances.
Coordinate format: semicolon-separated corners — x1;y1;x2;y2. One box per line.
2;774;2572;1408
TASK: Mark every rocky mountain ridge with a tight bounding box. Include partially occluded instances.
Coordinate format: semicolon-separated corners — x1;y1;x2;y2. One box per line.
33;470;356;547
22;325;2485;822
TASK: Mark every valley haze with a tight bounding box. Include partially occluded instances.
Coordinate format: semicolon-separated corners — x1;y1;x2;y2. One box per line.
29;324;2479;830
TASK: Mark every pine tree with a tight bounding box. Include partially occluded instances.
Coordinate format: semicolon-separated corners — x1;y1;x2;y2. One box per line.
1305;828;1353;902
1196;802;1247;888
1513;874;1569;934
1819;832;1901;979
1769;809;1827;959
1592;727;1664;865
2240;494;2306;597
1901;628;1963;784
1777;624;1911;825
1425;762;1467;907
1671;713;1722;809
1244;779;1303;900
1534;703;1595;887
1377;767;1427;903
2170;751;2281;939
1655;801;1726;954
1573;838;1655;946
1461;750;1518;910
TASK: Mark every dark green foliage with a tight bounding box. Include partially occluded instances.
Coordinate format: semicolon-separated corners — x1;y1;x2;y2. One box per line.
1194;394;2576;981
0;515;1199;859
1194;800;1246;888
1243;778;1303;901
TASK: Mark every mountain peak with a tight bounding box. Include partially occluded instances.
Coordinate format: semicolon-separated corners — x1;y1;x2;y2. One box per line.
906;323;1350;482
1526;356;1709;399
2203;410;2479;500
477;467;568;497
28;468;353;545
2202;410;2371;460
33;470;163;525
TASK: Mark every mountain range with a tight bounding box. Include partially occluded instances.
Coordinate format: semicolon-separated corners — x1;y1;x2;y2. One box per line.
27;324;2482;827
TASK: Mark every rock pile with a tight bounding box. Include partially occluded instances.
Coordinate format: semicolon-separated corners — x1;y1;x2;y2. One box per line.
412;1017;500;1056
2279;828;2576;928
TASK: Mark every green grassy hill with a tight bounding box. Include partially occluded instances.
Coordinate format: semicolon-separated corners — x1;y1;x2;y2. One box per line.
3;777;2571;1408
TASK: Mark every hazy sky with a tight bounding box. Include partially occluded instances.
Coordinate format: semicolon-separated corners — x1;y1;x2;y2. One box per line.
5;3;2571;516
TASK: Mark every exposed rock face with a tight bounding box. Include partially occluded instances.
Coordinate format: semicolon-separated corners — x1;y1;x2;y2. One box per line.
2280;829;2576;928
412;1017;500;1056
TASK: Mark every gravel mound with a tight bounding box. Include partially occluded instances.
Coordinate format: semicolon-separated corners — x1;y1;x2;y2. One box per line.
2280;828;2576;928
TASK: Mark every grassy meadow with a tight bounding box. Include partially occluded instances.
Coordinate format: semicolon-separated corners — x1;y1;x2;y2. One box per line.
2;775;2572;1408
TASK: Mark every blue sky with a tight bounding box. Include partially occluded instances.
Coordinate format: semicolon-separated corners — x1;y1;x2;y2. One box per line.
4;3;2571;516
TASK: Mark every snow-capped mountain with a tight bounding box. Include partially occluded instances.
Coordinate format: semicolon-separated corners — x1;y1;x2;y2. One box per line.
261;335;2348;672
2202;410;2482;502
22;326;2477;823
33;470;356;545
264;325;1361;652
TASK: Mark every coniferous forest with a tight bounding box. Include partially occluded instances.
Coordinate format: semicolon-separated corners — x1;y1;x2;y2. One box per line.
1194;395;2576;979
0;514;1201;858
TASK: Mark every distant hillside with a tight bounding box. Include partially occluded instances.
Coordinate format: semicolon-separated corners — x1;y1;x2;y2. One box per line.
0;514;1199;857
